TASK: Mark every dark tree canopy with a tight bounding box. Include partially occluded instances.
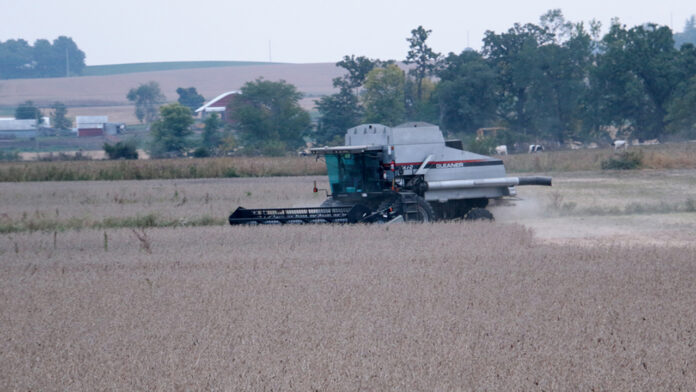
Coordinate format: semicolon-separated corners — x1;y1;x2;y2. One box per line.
405;25;440;102
0;36;85;79
50;102;72;130
201;112;223;151
363;64;406;126
227;78;310;155
176;87;205;113
149;103;194;157
15;101;42;122
315;86;363;145
127;81;166;124
312;12;696;148
436;51;499;135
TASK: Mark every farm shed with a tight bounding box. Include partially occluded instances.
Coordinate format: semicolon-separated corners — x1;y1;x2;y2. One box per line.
0;119;38;139
76;116;108;137
195;91;240;122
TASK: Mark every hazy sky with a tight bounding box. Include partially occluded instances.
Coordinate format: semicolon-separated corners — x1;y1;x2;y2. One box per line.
1;0;694;66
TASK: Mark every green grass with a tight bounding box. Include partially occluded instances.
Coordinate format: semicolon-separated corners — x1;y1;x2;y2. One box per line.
0;213;226;234
82;61;277;76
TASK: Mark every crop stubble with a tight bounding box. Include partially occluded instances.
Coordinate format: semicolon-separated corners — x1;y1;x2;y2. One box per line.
1;170;695;390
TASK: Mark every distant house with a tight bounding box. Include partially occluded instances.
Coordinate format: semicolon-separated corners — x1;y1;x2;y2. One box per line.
76;116;108;137
0;119;39;139
195;91;240;122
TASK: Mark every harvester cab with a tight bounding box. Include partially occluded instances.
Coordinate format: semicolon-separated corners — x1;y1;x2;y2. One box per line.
228;122;552;225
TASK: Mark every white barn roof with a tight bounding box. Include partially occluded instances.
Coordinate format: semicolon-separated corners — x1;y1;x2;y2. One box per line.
195;91;240;113
0;119;37;131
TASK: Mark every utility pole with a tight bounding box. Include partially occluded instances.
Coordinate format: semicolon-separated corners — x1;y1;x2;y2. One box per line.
268;40;272;62
65;47;69;77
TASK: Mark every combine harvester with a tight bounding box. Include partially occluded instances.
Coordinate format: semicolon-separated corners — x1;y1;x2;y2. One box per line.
229;122;551;225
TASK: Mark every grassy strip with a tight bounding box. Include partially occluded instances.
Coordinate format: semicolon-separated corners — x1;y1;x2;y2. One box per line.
0;213;227;234
3;199;695;234
546;199;696;217
502;143;696;172
1;143;695;182
82;61;273;76
0;156;326;182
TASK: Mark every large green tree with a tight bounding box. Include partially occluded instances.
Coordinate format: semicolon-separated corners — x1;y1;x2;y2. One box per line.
315;86;363;145
127;81;166;124
227;78;310;155
665;75;696;136
483;23;555;134
149;103;194;157
201;113;223;151
436;50;498;135
333;55;388;93
362;64;406;126
482;12;593;143
50;102;72;130
405;26;440;103
0;36;85;79
15;101;42;122
593;22;680;140
176;87;205;112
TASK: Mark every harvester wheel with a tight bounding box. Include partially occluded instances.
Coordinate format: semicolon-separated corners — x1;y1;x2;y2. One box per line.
465;208;494;221
401;195;435;223
417;197;436;222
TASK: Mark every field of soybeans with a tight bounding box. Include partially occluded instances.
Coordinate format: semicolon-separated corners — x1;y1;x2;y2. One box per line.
2;169;696;390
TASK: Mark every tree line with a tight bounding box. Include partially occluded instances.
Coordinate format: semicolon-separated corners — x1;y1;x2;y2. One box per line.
318;11;696;149
119;10;696;158
0;36;86;79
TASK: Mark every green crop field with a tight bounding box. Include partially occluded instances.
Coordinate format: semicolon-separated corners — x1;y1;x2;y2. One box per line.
82;61;277;76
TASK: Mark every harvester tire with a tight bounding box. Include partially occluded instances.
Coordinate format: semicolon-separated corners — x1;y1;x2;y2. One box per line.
465;208;494;221
401;195;435;223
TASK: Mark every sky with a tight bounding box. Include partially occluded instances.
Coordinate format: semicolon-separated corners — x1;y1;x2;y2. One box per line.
1;0;694;66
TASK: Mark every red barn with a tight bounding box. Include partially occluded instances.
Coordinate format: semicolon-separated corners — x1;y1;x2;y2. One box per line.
76;116;108;137
195;91;240;123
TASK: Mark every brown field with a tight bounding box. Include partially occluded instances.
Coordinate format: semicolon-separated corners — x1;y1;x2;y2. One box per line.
0;63;341;123
1;170;696;390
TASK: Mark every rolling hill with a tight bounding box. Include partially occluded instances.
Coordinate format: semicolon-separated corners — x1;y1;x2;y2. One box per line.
0;62;343;123
82;61;275;76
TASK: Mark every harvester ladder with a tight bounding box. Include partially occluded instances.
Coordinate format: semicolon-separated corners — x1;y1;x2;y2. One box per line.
401;199;420;221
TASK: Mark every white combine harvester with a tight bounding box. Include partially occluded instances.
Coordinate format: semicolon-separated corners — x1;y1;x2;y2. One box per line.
229;122;551;224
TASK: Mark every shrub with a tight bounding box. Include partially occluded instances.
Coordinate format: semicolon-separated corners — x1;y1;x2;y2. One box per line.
192;147;210;158
601;150;643;170
0;150;20;161
466;137;497;155
104;141;139;160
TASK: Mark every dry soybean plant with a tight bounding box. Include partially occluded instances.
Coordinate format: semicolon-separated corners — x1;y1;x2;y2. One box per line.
1;224;694;390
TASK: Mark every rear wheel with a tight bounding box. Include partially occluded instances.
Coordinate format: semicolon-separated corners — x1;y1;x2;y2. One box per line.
401;194;435;223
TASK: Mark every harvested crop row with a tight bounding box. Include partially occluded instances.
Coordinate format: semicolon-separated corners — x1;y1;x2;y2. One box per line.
1;224;694;390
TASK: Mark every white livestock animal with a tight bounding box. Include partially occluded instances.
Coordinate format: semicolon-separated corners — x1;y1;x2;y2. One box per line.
495;145;508;155
528;144;544;153
612;140;627;151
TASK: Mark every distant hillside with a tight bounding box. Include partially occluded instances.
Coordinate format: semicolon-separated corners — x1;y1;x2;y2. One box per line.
83;61;276;76
0;62;343;123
